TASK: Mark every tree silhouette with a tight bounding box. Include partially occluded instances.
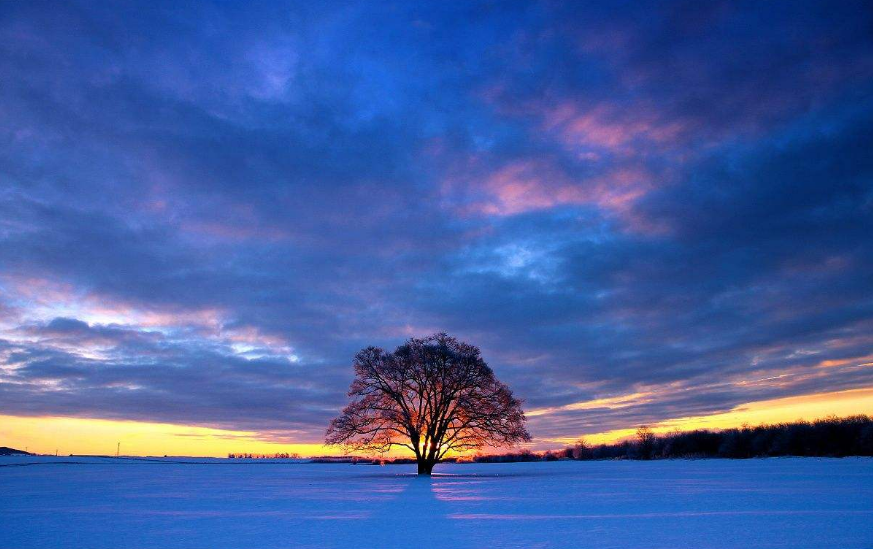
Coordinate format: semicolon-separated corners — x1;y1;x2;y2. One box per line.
636;425;655;459
326;333;530;475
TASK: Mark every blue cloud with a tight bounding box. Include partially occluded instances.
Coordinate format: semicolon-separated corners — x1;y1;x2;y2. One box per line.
0;0;871;443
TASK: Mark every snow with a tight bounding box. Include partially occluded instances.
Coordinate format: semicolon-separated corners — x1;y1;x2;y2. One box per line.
1;456;871;548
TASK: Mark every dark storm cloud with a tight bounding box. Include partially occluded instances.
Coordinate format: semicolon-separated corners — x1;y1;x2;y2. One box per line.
1;0;871;443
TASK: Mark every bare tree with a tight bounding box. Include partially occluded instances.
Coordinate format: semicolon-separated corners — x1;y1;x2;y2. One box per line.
571;437;588;460
636;425;655;459
326;333;531;475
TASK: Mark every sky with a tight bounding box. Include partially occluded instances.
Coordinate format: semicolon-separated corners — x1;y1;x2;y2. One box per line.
1;0;872;457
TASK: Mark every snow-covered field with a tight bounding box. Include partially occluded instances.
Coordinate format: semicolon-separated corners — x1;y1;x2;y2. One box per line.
1;456;871;548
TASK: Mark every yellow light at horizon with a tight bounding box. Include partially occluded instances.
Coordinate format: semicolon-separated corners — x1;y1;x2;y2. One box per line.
0;415;338;458
3;387;872;457
546;386;873;446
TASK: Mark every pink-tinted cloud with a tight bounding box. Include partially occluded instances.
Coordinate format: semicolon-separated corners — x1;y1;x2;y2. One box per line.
440;157;663;233
542;102;689;155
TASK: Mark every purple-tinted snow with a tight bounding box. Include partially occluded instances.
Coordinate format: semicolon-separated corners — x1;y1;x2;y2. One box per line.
1;457;871;548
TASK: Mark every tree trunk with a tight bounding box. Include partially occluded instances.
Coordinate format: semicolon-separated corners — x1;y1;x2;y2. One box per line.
417;458;434;475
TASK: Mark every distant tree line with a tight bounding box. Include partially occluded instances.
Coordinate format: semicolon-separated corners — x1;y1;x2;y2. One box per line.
227;452;300;459
473;415;873;462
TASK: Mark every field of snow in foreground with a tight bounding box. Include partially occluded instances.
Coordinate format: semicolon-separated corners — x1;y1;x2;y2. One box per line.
1;457;871;548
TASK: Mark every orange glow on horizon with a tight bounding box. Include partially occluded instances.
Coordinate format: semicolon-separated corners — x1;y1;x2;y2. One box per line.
545;386;873;446
2;386;872;457
0;416;338;458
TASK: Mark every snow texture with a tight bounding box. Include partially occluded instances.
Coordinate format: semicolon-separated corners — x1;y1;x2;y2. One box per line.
1;456;871;548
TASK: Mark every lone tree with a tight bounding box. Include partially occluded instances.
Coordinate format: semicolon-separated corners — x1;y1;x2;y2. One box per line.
326;333;531;475
636;425;655;460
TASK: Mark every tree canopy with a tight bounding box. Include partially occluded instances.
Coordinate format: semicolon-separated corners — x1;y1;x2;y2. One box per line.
326;333;530;474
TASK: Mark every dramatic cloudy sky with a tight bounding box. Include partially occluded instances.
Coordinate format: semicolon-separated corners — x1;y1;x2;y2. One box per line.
1;0;872;453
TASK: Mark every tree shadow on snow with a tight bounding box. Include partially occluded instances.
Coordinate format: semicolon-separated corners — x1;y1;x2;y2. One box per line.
370;474;471;546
